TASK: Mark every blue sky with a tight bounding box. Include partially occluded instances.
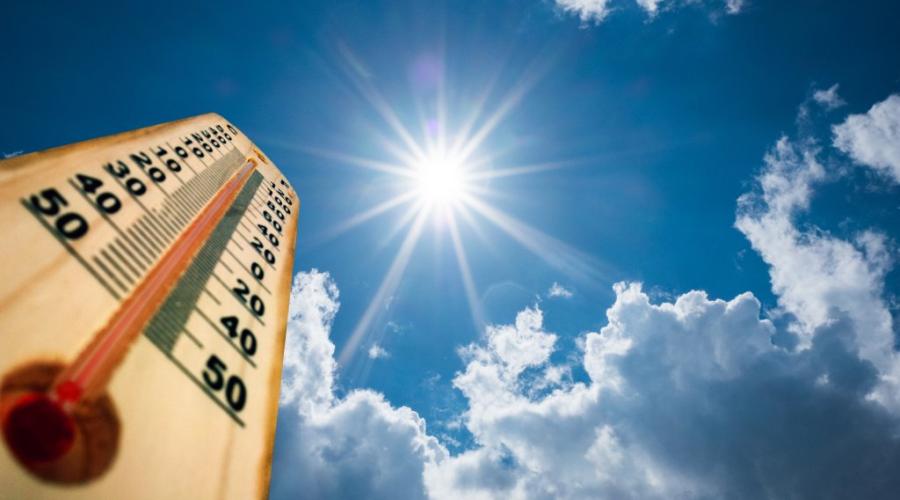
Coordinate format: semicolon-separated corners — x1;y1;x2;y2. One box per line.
4;1;900;498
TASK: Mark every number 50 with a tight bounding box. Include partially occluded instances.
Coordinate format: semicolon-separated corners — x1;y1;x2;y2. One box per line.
202;355;247;412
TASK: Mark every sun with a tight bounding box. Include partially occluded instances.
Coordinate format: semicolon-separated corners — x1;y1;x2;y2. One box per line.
311;45;599;365
414;151;466;205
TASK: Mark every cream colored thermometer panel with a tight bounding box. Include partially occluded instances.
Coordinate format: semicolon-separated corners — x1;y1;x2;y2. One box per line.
0;114;298;499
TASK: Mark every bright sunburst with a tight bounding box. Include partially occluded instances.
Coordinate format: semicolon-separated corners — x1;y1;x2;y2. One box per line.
302;46;605;366
414;150;467;205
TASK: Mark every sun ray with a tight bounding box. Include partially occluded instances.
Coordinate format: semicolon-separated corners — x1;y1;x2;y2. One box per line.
447;212;486;332
338;43;428;162
414;99;436;153
436;68;448;154
449;61;505;155
467;159;580;181
462;194;609;285
380;198;428;249
312;191;419;245
375;133;424;170
454;83;530;163
455;202;493;249
338;208;431;365
461;183;498;199
298;145;416;178
452;53;554;164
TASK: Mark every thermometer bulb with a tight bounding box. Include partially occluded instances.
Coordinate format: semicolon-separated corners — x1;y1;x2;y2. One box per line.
3;392;76;464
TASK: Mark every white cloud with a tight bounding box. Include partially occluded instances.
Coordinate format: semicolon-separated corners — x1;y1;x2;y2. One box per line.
280;269;340;415
554;0;744;24
275;390;446;500
368;343;390;359
635;0;663;16
430;284;776;499
735;131;899;409
725;0;745;14
833;94;900;183
547;282;574;298
429;279;900;499
276;252;900;499
274;270;448;499
453;307;557;411
555;0;614;24
812;84;846;110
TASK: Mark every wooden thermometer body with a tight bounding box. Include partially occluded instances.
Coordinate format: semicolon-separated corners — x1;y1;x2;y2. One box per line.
0;114;297;499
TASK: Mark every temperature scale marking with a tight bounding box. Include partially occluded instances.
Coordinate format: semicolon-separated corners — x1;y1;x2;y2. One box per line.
144;170;266;426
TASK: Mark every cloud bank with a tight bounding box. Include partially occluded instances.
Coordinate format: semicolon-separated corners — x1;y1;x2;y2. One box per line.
272;91;900;499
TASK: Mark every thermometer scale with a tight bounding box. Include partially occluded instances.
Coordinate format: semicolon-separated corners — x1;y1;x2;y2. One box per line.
0;114;298;499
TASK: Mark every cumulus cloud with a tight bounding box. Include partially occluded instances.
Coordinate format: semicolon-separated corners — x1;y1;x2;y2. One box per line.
555;0;614;24
813;84;846;110
430;282;900;499
547;282;574;298
276;251;900;499
833;94;900;183
273;270;447;499
735;129;899;409
368;343;390;359
454;307;558;405
280;269;340;414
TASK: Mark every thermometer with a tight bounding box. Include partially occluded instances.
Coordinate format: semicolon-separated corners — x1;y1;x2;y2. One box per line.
0;114;297;499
